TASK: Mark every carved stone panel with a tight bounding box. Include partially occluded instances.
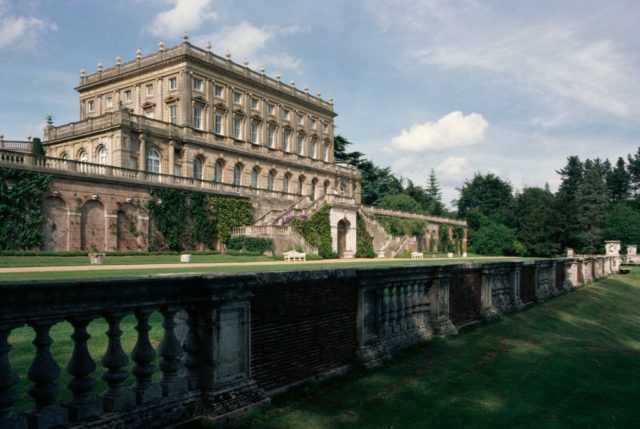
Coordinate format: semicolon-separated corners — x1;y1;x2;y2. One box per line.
214;302;250;387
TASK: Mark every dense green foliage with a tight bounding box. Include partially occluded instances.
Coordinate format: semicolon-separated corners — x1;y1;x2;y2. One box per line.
148;189;252;251
0;168;51;250
227;236;273;253
290;204;336;258
355;213;376;258
375;215;426;237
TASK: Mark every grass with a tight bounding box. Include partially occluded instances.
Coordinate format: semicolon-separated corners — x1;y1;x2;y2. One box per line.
223;268;640;429
0;257;523;281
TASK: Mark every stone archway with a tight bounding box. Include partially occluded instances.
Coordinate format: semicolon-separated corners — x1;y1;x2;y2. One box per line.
41;196;68;251
81;200;105;251
337;219;350;258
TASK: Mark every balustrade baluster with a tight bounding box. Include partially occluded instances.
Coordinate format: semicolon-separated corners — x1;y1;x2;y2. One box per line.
182;307;202;390
0;324;25;428
26;320;68;428
66;317;100;421
159;307;187;396
101;312;134;412
382;287;391;337
389;286;398;334
131;309;161;403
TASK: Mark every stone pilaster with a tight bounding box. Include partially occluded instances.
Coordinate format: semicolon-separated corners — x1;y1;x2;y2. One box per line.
429;267;458;335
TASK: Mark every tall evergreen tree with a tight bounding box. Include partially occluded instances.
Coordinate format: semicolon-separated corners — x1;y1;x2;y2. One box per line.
456;173;515;227
627;147;640;196
515;186;559;257
425;169;444;215
576;159;608;253
554;156;583;251
606;157;630;203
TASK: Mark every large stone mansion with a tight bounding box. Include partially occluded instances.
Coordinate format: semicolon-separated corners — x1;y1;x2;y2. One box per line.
1;36;466;256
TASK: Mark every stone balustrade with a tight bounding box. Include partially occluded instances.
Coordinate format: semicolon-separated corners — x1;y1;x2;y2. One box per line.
0;258;619;428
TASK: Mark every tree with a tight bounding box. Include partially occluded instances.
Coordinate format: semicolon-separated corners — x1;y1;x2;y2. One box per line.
605;203;640;248
424;169;444;215
627;147;640;195
358;159;403;205
515;186;559;257
334;135;365;166
470;220;521;256
576;159;608;253
606;157;630;203
554;156;583;251
378;193;423;213
456;173;515;227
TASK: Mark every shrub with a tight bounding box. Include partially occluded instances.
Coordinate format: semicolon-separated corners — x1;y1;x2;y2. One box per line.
290;204;337;259
356;213;376;258
226;236;273;253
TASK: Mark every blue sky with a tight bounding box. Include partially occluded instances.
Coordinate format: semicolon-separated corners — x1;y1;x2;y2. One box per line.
1;0;639;206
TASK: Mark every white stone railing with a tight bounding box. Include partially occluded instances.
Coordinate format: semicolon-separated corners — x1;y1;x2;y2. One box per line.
361;205;467;227
0;140;32;151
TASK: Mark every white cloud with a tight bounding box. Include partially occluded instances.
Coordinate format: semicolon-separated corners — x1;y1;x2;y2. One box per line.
391;111;488;152
0;2;56;48
434;156;469;183
149;0;217;39
194;22;303;71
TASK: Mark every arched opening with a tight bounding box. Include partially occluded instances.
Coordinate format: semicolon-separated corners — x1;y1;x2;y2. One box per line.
283;173;291;193
147;148;161;173
323;180;330;196
233;163;243;187
193;156;204;180
310;178;318;201
297;175;305;195
267;170;276;191
337;219;350;259
41;196;68;251
251;166;260;188
214;159;224;183
81;200;105;251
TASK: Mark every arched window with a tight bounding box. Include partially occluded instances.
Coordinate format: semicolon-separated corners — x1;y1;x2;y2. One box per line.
267;170;275;191
78;149;88;163
233;163;242;187
147;148;161;173
310;178;317;201
297;176;305;195
296;134;304;155
309;138;317;159
97;146;108;165
251;167;259;188
214;159;224;183
283;129;291;152
323;180;330;196
322;142;330;161
283;173;290;193
193;156;203;180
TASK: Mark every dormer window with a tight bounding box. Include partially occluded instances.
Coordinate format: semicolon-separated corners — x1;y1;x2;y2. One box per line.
193;77;203;91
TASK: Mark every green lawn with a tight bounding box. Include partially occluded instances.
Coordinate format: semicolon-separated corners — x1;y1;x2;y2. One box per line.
226;268;640;429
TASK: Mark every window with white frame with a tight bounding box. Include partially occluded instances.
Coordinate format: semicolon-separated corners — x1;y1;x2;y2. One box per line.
97;146;108;165
250;120;260;144
78;149;88;172
233;163;242;186
214;160;224;183
251;97;259;109
283;129;291;151
193;157;203;180
169;105;177;124
193;106;202;129
145;84;153;97
214;112;224;135
233;91;242;104
88;100;95;112
233;116;243;139
214;85;224;97
296;134;304;155
169;77;177;90
267;170;275;191
267;126;275;148
251;167;259;188
124;90;132;102
323;142;329;161
297;114;304;125
310;138;317;159
282;174;290;193
147;149;160;173
106;96;113;108
193;77;203;91
267;103;275;115
283;108;290;120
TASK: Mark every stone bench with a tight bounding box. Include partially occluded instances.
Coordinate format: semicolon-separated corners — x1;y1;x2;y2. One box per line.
283;251;306;262
411;252;424;259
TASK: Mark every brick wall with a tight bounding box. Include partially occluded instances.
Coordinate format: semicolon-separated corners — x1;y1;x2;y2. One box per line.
449;265;482;326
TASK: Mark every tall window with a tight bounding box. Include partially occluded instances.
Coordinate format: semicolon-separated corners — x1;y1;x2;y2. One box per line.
297;114;304;125
233;116;243;139
323;180;330;196
233;91;242;103
193;157;203;180
251;98;259;109
214;160;224;183
250;120;259;144
106;96;113;108
251;167;259;188
267;103;275;115
169;77;177;90
267;126;275;148
97;146;108;165
233;163;242;187
214;112;223;135
267;170;275;191
214;85;224;97
283;108;290;120
283;129;291;151
169;105;177;124
193;77;203;91
310;179;317;201
193;106;202;129
297;176;304;195
296;134;304;155
309;138;317;159
282;174;290;193
145;84;153;97
323;143;329;161
88;100;95;112
124;90;132;102
147;149;160;173
78;150;88;163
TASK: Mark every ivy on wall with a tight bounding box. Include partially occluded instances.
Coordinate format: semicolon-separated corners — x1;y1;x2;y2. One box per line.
356;213;376;258
452;226;464;254
0;168;51;250
291;204;337;259
375;215;426;237
147;189;252;251
439;225;454;253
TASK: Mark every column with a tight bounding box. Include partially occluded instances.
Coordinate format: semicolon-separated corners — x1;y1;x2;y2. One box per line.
480;266;498;320
429;267;458;335
168;140;175;177
137;134;146;172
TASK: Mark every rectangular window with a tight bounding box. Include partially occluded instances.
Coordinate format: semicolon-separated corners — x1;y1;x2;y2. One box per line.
283;129;291;151
267;126;275;148
323;123;329;133
169;105;177;124
215;85;224;97
233;116;242;139
251;97;259;109
311;119;316;129
106;96;113;108
297;114;304;125
233;91;242;103
250;120;259;144
214;112;223;135
145;84;153;97
193;106;202;129
124;90;132;102
283;108;290;120
88;100;95;112
193;77;203;91
297;134;304;155
323;143;329;161
169;77;177;90
267;103;275;115
310;139;317;159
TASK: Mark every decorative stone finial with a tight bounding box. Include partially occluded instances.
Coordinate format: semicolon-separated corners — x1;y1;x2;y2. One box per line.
206;41;212;52
80;68;86;77
115;56;121;65
136;48;142;59
225;50;231;60
183;32;189;42
304;86;309;93
158;40;165;51
97;62;103;71
316;92;321;98
275;73;281;81
290;80;295;87
260;66;265;75
329;97;334;104
243;58;249;67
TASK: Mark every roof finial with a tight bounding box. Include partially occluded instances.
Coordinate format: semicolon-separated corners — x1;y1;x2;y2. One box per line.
115;56;121;66
97;61;103;71
290;80;296;87
206;41;212;52
158;40;165;52
182;32;189;43
260;66;265;75
136;48;142;59
225;50;231;60
243;58;249;67
80;68;86;77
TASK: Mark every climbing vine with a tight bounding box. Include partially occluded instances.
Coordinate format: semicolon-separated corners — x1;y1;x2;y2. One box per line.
452;226;464;254
290;204;336;259
438;225;454;253
356;213;376;258
374;215;426;237
0;168;51;250
209;196;253;243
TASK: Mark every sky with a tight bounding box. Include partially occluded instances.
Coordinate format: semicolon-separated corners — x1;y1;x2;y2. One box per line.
1;0;639;207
